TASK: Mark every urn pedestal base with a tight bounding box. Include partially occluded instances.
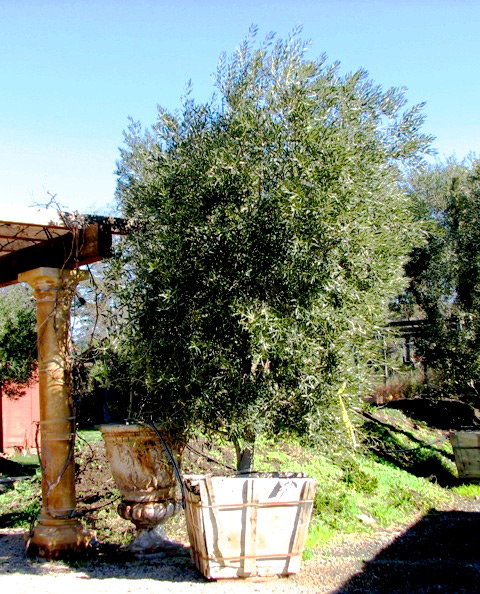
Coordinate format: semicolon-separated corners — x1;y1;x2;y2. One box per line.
118;500;182;553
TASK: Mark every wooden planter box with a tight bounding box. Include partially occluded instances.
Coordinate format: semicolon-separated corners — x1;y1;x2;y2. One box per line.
450;431;480;481
183;473;316;580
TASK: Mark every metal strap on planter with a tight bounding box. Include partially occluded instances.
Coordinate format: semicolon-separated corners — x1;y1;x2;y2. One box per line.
188;499;315;510
193;551;302;562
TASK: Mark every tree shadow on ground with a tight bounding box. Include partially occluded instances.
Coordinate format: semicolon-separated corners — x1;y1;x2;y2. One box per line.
68;541;206;583
336;510;480;593
0;529;206;583
0;531;47;575
0;509;37;528
386;398;480;431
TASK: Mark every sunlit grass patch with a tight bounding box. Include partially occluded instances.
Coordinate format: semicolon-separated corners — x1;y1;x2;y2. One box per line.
451;483;480;498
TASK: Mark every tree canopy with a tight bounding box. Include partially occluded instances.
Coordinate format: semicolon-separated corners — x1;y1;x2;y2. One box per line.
0;285;37;397
104;28;431;458
400;158;480;404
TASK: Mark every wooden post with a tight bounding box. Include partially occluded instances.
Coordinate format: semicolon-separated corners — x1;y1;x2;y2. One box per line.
19;267;92;558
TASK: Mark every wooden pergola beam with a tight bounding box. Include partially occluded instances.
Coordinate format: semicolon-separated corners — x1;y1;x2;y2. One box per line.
0;223;113;287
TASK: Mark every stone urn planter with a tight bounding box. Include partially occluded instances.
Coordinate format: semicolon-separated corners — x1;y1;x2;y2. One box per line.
100;423;184;552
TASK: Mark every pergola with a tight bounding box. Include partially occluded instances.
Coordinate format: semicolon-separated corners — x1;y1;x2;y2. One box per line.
0;207;124;558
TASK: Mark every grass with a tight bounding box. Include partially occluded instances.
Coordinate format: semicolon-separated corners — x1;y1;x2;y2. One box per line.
362;407;457;486
0;470;41;528
238;419;455;555
8;452;40;468
0;452;40;480
259;405;461;554
258;443;452;555
77;429;103;443
451;482;480;498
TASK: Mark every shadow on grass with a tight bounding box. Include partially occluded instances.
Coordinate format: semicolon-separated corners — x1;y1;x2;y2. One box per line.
363;415;457;487
0;457;38;478
336;509;480;593
0;508;38;529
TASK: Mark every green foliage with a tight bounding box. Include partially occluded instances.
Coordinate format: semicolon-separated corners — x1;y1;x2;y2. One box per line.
104;27;430;451
341;457;379;493
225;431;450;552
0;285;37;395
0;472;41;528
401;158;480;403
7;452;40;469
77;430;103;443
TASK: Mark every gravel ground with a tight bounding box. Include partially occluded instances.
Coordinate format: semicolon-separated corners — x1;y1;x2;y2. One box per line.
2;498;480;594
0;528;318;594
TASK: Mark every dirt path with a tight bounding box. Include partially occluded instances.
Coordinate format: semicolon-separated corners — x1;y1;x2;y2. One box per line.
2;500;480;593
299;498;480;593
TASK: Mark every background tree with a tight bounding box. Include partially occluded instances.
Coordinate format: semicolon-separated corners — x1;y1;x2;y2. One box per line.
70;262;119;426
0;285;37;397
400;158;480;405
104;28;431;467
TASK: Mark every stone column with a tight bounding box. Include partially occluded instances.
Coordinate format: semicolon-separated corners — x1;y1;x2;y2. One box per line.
19;267;92;558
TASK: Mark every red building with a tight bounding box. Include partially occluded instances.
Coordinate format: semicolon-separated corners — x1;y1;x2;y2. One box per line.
0;380;40;454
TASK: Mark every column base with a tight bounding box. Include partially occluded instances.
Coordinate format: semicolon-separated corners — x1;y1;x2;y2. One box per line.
26;515;95;559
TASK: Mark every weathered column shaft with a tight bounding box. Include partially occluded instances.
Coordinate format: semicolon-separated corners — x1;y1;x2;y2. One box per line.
19;267;92;558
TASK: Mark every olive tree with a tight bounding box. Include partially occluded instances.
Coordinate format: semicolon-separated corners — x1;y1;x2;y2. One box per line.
105;28;430;468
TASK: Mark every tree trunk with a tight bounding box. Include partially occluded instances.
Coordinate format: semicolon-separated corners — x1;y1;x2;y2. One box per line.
233;439;255;473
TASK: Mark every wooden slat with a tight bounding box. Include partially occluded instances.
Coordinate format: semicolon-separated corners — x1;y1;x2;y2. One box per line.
285;480;316;574
242;479;258;576
450;432;480;480
0;223;113;287
0;223;70;255
0;238;44;252
202;475;224;578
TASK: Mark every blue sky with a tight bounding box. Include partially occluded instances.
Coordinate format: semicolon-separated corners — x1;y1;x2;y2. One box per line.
1;0;479;215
